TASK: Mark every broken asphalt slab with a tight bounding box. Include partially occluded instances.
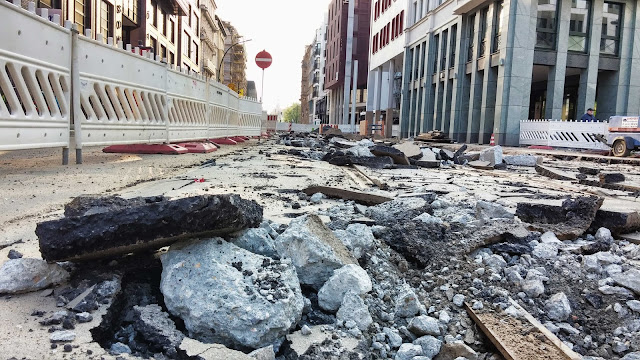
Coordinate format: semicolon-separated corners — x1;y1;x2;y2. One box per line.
370;145;410;165
303;186;392;206
515;196;603;240
36;194;263;262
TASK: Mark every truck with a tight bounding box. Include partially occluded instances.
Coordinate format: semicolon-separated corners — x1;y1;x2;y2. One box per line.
603;116;640;157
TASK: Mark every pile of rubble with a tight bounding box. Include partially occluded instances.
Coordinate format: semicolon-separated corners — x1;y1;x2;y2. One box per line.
2;134;640;360
276;132;544;172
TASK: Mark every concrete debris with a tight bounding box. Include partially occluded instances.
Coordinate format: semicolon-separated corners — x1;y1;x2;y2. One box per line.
7;249;23;259
230;227;278;259
408;316;441;337
333;223;375;259
413;335;443;358
479;146;503;167
0;258;69;295
434;342;478;360
50;330;76;342
132;304;184;356
179;337;252;360
370;145;411;165
303;185;393;206
161;238;304;350
248;346;276;360
535;164;578;181
516;196;604;240
475;201;513;222
37;194;263;262
392;142;423;159
395;287;423;318
545;292;572;321
365;196;431;224
274;214;357;289
327;153;395;169
336;290;373;331
600;172;626;184
612;269;640;296
468;160;493;170
318;264;372;312
503;154;543;166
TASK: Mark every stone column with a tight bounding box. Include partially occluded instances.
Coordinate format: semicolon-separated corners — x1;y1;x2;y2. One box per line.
448;19;464;141
374;67;383;130
545;0;570;120
479;4;496;144
577;0;603;116
365;69;377;127
386;59;396;138
422;33;436;133
400;48;413;138
433;35;443;131
493;0;537;145
467;13;482;143
625;0;640;115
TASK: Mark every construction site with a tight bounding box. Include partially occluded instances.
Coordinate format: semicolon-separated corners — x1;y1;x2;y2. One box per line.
3;1;640;359
2;127;640;360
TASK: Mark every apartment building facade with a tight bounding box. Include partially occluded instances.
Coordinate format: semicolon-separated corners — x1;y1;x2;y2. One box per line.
325;0;372;125
366;0;406;136
301;45;313;123
222;21;248;95
311;16;329;125
397;0;640;145
199;0;226;78
24;0;201;71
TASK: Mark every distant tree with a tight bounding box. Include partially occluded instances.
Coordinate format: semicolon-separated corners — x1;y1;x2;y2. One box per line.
282;103;301;123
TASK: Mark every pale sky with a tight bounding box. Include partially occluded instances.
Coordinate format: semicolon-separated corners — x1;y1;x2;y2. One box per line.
215;0;332;114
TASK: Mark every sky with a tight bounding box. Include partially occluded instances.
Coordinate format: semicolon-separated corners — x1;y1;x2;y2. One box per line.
215;0;331;114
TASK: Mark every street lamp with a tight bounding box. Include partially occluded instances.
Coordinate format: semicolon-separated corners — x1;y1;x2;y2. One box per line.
217;38;252;83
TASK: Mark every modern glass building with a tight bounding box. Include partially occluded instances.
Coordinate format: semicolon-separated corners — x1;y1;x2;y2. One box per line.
393;0;640;145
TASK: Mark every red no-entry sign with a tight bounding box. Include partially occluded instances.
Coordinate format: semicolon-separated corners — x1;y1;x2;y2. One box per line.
255;50;272;69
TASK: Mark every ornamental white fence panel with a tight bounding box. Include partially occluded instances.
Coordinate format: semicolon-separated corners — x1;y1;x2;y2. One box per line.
0;1;71;151
0;0;263;164
520;119;610;151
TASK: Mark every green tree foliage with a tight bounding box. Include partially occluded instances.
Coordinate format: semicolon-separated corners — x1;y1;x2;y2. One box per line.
282;103;301;123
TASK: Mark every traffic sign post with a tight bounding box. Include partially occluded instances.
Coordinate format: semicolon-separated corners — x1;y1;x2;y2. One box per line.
255;50;272;103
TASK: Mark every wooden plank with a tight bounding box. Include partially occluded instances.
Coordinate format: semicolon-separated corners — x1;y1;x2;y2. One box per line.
508;298;582;360
464;303;517;360
302;186;393;206
465;301;580;360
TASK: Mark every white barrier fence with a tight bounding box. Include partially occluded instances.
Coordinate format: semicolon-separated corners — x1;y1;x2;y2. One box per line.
520;119;610;151
0;0;263;163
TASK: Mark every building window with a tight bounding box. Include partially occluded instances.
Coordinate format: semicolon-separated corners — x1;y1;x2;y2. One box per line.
169;51;175;65
38;0;61;9
193;41;198;64
183;32;191;56
536;0;558;49
152;1;158;27
467;14;475;62
450;25;457;68
441;30;448;71
162;13;167;36
399;11;404;33
601;2;622;55
194;15;199;37
569;0;591;52
150;36;157;55
170;19;175;43
478;7;488;57
420;41;427;77
160;44;167;60
433;34;439;74
188;4;192;26
74;0;88;34
100;0;113;43
413;1;418;25
492;1;503;53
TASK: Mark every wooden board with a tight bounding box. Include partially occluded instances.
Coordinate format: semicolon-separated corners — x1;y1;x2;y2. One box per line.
465;300;582;360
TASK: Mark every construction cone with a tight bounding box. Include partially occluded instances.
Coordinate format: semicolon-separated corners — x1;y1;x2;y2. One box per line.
490;133;495;146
